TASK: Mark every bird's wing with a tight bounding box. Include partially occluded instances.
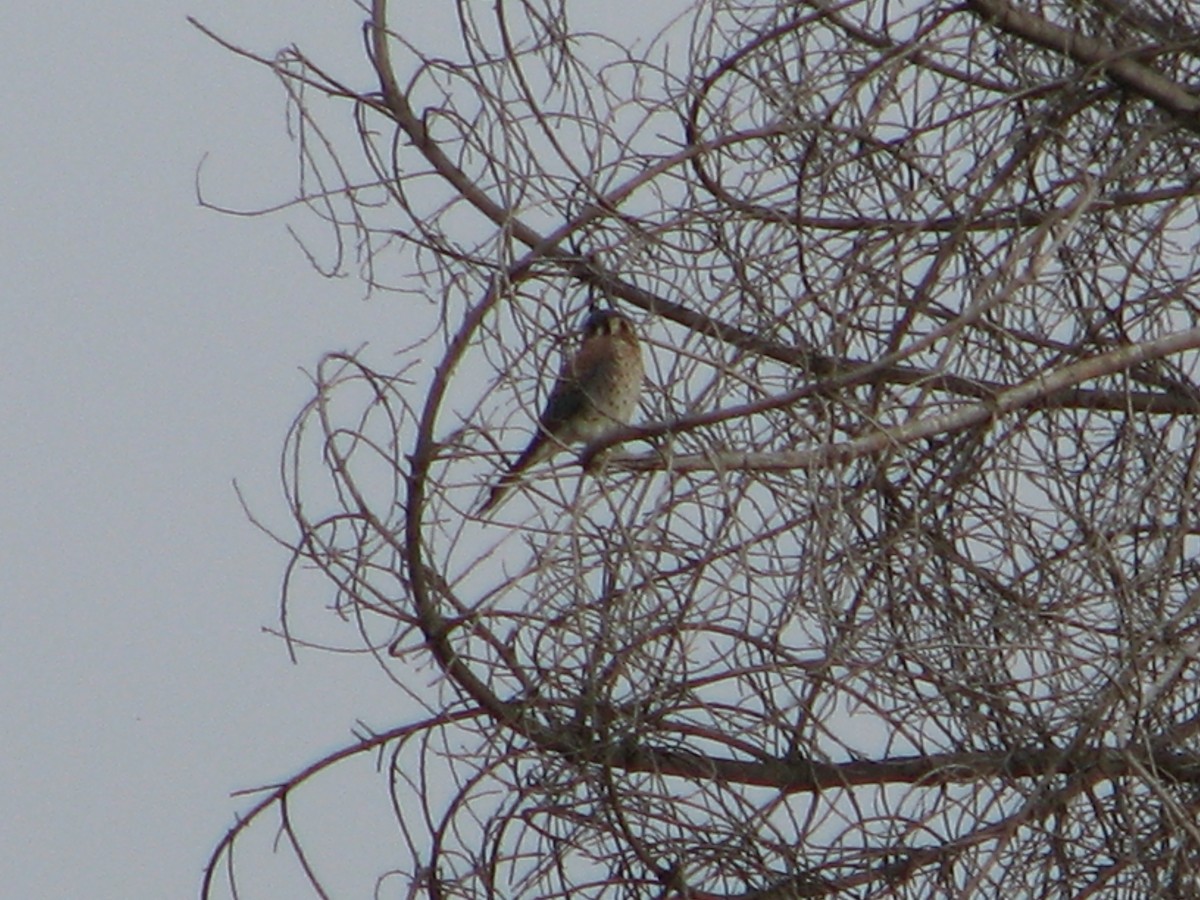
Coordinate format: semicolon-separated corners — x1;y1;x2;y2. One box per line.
537;369;587;433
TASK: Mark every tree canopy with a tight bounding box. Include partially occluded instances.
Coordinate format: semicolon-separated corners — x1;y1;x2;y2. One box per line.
202;0;1200;896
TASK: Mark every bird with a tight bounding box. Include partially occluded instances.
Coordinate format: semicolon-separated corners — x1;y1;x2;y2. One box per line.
478;308;643;515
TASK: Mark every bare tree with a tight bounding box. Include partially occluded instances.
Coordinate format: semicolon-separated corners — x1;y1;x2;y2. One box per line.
199;0;1200;896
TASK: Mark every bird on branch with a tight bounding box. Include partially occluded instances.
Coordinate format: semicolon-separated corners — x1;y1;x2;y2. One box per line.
478;308;643;515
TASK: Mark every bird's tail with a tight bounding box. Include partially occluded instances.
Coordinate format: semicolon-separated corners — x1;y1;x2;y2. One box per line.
476;436;548;516
476;470;519;516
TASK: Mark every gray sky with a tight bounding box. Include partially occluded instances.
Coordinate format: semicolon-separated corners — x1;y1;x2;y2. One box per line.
2;3;421;896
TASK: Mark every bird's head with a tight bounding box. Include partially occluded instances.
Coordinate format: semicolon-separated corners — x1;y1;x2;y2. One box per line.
582;309;636;342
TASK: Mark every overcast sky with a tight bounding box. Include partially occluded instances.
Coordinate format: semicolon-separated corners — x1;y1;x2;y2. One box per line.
2;3;429;896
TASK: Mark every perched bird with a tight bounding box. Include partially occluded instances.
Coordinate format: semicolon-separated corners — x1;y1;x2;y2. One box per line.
478;309;643;515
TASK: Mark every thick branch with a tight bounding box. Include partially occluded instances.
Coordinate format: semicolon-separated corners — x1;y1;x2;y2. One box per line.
607;326;1200;473
966;0;1200;129
627;740;1197;792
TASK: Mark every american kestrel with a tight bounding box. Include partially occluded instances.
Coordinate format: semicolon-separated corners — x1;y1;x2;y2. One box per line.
478;309;643;515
